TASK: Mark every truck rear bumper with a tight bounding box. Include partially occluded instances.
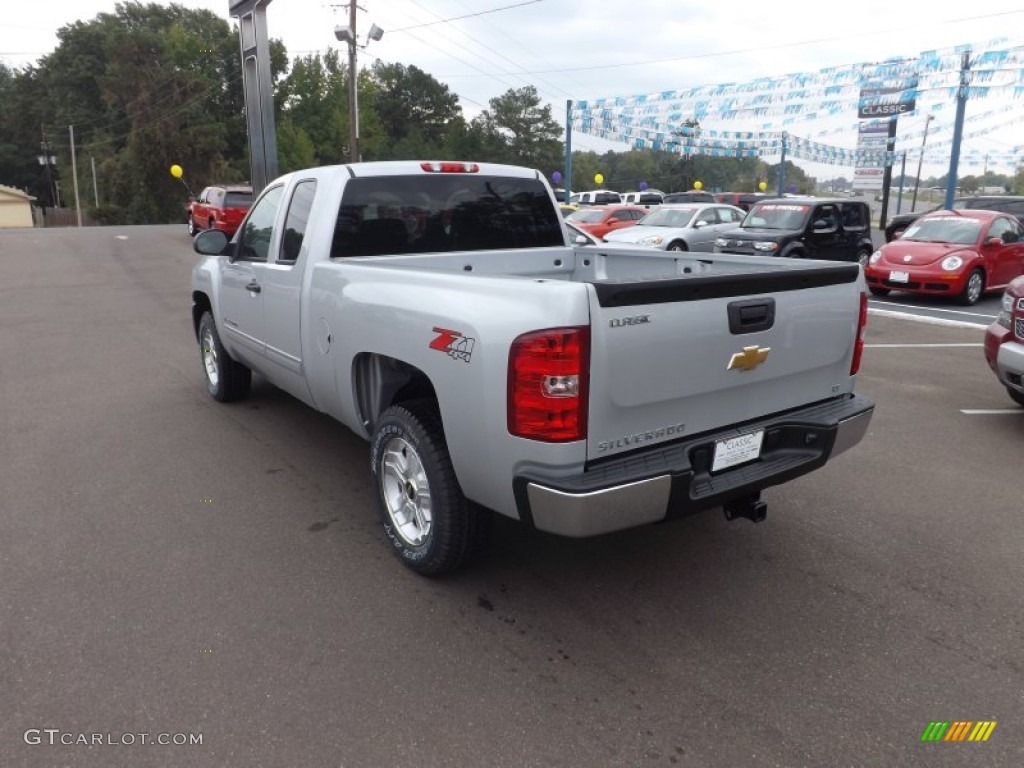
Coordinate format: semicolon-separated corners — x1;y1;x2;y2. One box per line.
515;394;874;537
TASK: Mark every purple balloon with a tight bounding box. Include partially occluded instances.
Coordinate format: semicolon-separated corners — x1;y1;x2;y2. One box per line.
788;184;797;193
638;181;648;191
552;171;562;184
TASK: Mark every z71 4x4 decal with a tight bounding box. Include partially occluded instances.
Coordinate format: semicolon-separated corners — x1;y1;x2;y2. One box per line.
429;327;476;362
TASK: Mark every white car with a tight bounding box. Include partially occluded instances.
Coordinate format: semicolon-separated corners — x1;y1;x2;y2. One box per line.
603;203;746;251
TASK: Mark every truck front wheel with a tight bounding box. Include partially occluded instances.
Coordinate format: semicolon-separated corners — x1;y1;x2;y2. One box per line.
198;311;251;402
370;401;490;575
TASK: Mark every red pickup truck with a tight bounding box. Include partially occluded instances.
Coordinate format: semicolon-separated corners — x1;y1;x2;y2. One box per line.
187;184;253;237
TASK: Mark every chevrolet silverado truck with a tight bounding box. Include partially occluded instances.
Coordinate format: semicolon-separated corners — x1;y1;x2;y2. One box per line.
190;160;875;575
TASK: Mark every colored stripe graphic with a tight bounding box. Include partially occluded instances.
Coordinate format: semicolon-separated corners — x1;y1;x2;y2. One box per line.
969;722;997;742
944;721;972;741
920;721;996;742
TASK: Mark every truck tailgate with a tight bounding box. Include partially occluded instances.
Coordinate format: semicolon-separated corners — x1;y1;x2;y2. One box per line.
586;264;863;460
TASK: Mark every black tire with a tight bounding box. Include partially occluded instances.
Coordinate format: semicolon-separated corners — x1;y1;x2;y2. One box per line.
1007;387;1024;408
781;246;805;259
198;311;251;402
856;247;871;266
187;214;196;236
370;400;491;576
869;287;891;297
958;268;984;306
667;240;688;252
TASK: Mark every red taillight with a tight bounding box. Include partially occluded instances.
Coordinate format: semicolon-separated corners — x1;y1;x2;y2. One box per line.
508;327;589;442
420;162;480;173
850;291;868;375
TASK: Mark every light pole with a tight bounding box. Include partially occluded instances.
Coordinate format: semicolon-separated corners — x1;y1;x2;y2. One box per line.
335;10;383;164
910;114;934;212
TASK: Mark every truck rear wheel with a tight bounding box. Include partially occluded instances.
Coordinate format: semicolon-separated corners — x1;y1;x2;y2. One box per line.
198;311;251;402
370;400;491;575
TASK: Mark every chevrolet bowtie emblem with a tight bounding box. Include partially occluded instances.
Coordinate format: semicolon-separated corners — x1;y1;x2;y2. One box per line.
728;345;771;371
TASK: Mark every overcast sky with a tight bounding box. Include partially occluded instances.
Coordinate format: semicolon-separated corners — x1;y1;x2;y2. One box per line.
4;1;1024;182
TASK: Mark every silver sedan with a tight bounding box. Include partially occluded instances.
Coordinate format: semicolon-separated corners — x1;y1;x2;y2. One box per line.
602;203;746;251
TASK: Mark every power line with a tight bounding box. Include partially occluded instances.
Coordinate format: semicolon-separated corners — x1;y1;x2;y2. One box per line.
387;0;543;33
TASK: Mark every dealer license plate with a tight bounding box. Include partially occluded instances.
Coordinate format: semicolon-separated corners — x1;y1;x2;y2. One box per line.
712;430;764;472
889;270;910;283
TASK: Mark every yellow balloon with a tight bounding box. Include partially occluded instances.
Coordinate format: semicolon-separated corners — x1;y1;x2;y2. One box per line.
170;164;183;179
594;173;604;185
758;181;767;192
693;180;703;190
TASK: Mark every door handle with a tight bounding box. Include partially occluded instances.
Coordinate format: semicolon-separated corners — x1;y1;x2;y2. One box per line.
246;281;261;293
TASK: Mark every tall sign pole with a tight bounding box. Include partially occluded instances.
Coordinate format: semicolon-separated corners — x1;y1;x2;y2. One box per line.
564;100;573;204
944;53;971;210
229;0;278;194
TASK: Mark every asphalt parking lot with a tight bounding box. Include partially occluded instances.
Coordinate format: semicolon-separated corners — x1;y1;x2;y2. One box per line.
2;225;1022;767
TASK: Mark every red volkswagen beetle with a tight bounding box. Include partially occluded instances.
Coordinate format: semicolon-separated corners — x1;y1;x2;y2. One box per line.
865;209;1024;305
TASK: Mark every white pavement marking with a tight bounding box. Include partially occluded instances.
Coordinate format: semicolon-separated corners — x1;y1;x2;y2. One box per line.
865;343;983;348
960;409;1024;415
867;307;988;330
869;300;996;321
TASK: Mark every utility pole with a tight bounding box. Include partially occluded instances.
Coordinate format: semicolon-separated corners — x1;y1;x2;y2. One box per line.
91;156;100;207
348;0;358;162
69;125;82;227
334;5;382;164
910;114;934;212
40;128;56;208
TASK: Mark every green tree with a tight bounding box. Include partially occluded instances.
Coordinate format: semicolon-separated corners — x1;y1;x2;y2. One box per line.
478;86;563;171
368;62;461;158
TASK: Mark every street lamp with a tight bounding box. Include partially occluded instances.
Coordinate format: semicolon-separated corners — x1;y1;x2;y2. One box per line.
335;18;384;164
910;114;934;212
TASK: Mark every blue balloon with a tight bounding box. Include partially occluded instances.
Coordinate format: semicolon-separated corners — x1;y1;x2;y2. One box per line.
552;171;562;184
638;181;648;191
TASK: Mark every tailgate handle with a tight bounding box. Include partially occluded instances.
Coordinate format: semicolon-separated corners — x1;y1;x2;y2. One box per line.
728;298;775;334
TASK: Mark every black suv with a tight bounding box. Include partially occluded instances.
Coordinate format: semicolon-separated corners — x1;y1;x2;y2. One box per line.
713;197;874;263
884;195;1024;242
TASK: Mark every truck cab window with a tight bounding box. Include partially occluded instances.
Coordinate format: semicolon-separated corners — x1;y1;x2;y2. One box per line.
279;180;317;264
237;185;284;262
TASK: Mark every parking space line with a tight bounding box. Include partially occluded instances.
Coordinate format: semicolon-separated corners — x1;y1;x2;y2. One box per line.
960;409;1024;415
867;308;988;330
868;300;996;321
865;343;982;348
864;344;983;350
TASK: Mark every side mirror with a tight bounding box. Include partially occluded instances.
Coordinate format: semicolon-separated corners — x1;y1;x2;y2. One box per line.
194;228;230;256
694;220;708;228
984;236;1003;247
574;234;589;246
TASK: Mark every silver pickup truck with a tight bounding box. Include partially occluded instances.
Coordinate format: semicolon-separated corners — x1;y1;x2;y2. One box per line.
191;161;874;575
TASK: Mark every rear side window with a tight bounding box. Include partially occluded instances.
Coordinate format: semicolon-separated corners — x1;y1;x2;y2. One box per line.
224;192;253;208
330;175;564;257
278;180;317;264
841;203;868;230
